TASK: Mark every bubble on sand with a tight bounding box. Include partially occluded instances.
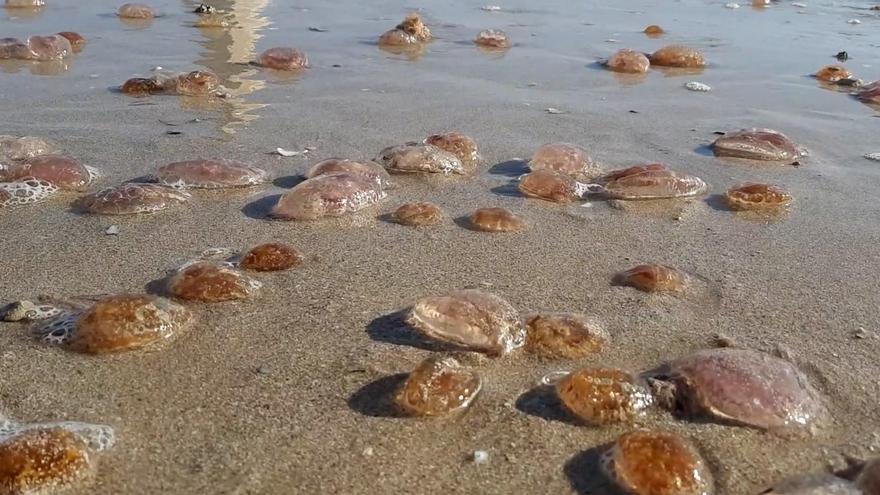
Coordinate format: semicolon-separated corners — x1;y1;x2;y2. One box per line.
424;132;481;169
0;155;93;191
258;47;309;70
525;313;608;358
469;207;524;232
74;183;190;215
725;183;792;210
600;164;708;200
615;264;687;293
0;177;58;208
557;368;653;425
153;159;268;189
395;356;482;417
407;289;524;356
649;44;706;68
378;13;431;46
270;172;386;221
239;243;302;272
376;143;468;176
390;201;444;226
117;3;154;19
0;135;56;162
530;143;601;180
167;262;261;302
304;159;392;190
606;49;650;73
474;29;510;49
711;128;804;161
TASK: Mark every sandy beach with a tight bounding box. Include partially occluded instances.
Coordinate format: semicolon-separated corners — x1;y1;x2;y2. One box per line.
1;0;880;493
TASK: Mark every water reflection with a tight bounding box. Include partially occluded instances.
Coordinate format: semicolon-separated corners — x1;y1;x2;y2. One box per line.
0;58;68;75
2;4;43;21
183;0;270;135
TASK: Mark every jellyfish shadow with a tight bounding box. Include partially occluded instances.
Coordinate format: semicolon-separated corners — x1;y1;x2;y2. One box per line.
490;182;522;198
515;385;580;426
272;175;304;189
144;276;171;297
705;193;733;212
693;144;715;157
241;193;281;220
347;373;408;418
366;310;450;352
488;159;528;177
452;215;478;231
563;445;623;495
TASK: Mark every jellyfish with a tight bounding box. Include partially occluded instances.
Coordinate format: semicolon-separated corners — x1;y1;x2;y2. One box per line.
615;264;688;293
711;128;804;161
0;135;56;161
518;169;583;203
166;262;261;302
258;47;309;70
644;25;665;36
270;172;386;221
376;143;468;175
724;183;792;210
525;313;608;358
239;243;302;272
395;356;482;417
599;164;708;200
117;3;154;19
57;32;86;52
815;65;852;82
378;12;431;46
0;177;58;208
530;143;601;180
304;159;392;190
73;183;190;215
556;368;653;425
423;132;481;168
1;155;94;191
469;207;524;232
153;159;268;189
649;45;706;68
390;201;443;226
474;29;510;49
606;49;650;74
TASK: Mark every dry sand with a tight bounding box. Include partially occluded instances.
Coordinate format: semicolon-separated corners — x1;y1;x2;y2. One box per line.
1;0;880;493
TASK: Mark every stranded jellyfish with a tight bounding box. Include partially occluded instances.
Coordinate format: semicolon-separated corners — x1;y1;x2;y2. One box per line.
648;348;823;433
270;172;386;221
74;183;190;215
600;164;708;200
814;65;851;83
649;44;706;68
0;177;58;208
258;47;309;71
0;35;71;61
376;143;468;176
32;294;192;353
644;24;665;36
469;207;524;232
57;32;85;52
424;132;480;169
556;368;653;425
711;128;804;161
153;159;268;189
601;430;713;495
0;135;55;161
606;49;650;74
474;29;510;49
4;0;45;7
525;313;608;359
172;70;221;96
616;264;687;293
304;159;392;190
406;289;524;356
239;243;302;272
395;356;482;417
120;77;164;96
117;3;154;19
167;262;261;302
0;155;94;191
390;201;444;226
724;183;792;211
530;143;600;180
378;12;432;46
858;81;880;104
518;169;585;203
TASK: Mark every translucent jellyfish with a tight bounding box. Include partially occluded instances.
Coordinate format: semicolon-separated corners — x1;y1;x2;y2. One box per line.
167;262;261;302
556;368;653;425
424;132;480;169
649;348;823;433
153;159;268;189
649;44;707;68
725;183;792;210
0;177;58;208
616;264;687;293
606;49;650;74
601;430;713;495
270;172;386;221
474;29;510;49
378;13;431;46
32;294;192;353
395;356;482;417
258;47;309;70
711;128;804;161
815;65;851;83
376;143;468;175
120;77;164;96
0;428;91;494
0;155;93;191
390;201;443;226
857;81;880;104
469;207;524;232
518;169;583;203
117;3;154;19
26;35;72;61
74;183;190;215
0;38;31;60
304;159;392;190
4;0;46;7
171;70;221;96
525;313;609;359
530;143;600;180
57;32;86;52
406;289;524;356
644;24;665;36
0;135;55;161
600;164;708;200
239;243;302;272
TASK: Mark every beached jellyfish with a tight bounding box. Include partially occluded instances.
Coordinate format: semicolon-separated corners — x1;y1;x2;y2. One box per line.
406;289;524;356
4;0;45;7
644;24;664;36
858;81;880;104
117;3;154;19
304;159;392;190
530;143;600;180
32;294;192;353
424;132;481;169
376;143;468;175
525;313;608;359
601;430;713;495
153;159;268;189
815;65;852;82
120;77;165;96
239;243;302;272
616;264;687;293
171;70;220;96
599;164;708;200
74;183;190;215
469;207;524;232
258;47;309;70
725;183;792;210
0;428;91;494
556;368;653;425
378;12;431;46
649;44;706;68
4;34;72;61
0;135;55;161
270;172;386;221
0;38;31;60
1;155;93;191
57;32;85;52
474;29;510;49
167;262;261;302
390;201;444;226
606;49;650;74
395;356;482;417
711;128;804;161
648;348;823;433
518;169;584;203
0;177;58;208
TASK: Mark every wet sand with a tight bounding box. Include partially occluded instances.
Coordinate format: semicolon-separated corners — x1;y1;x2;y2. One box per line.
2;0;880;493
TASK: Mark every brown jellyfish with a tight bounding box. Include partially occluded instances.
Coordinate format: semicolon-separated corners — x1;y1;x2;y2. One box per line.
390;201;444;226
0;155;93;191
711;128;804;161
117;3;154;19
378;12;431;46
120;77;165;96
474;29;510;49
724;183;792;211
270;172;386;221
73;183;190;215
616;264;687;293
643;24;665;36
376;143;468;175
556;368;653;425
815;65;852;82
649;44;706;68
606;49;650;74
167;262;261;302
424;132;480;169
0;135;55;161
258;47;310;71
0;177;58;208
518;169;582;203
171;70;221;96
0;428;92;495
395;356;482;417
153;159;268;189
407;289;524;356
57;32;86;52
857;81;880;104
600;164;708;200
529;142;600;179
304;159;392;189
239;243;302;272
469;207;524;232
525;313;608;358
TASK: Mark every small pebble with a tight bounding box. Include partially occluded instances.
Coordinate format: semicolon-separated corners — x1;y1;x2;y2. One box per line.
545;108;566;114
855;327;869;339
473;450;490;464
362;447;374;457
848;18;861;24
105;225;119;235
864;152;880;161
685;81;711;92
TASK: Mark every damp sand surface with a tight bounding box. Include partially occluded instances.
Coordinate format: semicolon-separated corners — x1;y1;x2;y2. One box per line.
1;0;880;494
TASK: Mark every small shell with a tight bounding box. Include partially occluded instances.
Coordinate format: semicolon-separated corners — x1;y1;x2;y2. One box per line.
391;202;444;226
474;29;510;49
601;164;708;200
304;159;392;189
725;183;792;210
74;183;190;215
167;262;261;302
815;65;852;82
395;356;482;417
0;177;58;208
239;243;302;272
606;49;650;74
117;3;154;19
649;44;706;68
525;313;608;358
711;128;804;161
530;143;600;179
258;47;309;70
424;132;480;169
518;169;580;203
469;207;524;232
616;264;687;293
270;172;386;221
557;368;653;424
376;143;468;175
154;159;269;189
685;81;711;92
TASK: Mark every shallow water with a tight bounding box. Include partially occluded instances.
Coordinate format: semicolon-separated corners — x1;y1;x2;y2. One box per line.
1;1;880;494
